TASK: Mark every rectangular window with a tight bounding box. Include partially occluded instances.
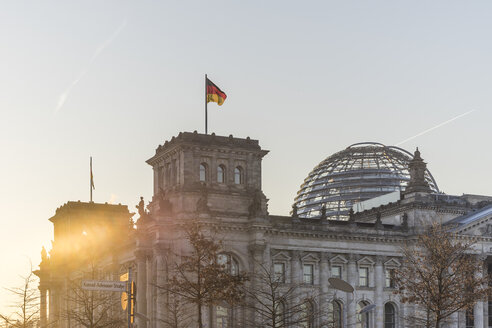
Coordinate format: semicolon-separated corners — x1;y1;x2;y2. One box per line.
274;263;285;283
359;267;368;287
303;264;314;284
385;269;395;288
331;265;341;279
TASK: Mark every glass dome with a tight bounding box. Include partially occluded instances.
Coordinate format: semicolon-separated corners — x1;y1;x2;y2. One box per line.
294;142;439;220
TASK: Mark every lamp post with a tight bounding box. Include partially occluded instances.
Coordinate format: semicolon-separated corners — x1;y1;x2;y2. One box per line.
328;277;376;328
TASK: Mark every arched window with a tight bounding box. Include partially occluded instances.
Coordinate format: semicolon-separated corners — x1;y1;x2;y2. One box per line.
384;303;396;328
234;166;243;184
328;300;342;328
300;300;314;328
217;165;226;183
357;301;370;328
199;163;207;182
214;254;238;327
217;253;239;276
215;305;230;328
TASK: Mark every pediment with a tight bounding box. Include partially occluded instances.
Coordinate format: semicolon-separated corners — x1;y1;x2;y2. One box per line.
448;206;492;236
301;253;320;263
272;251;291;261
384;258;401;268
454;218;492;237
329;255;348;264
357;256;375;266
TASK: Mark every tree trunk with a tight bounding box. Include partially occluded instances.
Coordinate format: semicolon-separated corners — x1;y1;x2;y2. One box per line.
435;314;440;328
197;302;203;328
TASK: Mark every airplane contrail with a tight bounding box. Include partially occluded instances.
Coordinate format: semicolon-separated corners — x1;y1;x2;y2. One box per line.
395;109;476;146
55;20;127;113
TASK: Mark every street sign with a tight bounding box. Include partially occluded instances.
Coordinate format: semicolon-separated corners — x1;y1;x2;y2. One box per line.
81;280;127;292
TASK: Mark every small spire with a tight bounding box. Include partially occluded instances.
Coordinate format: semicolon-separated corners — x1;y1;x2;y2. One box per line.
405;147;431;194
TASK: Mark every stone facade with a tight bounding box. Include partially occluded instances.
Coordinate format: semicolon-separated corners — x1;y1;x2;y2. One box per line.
36;132;492;328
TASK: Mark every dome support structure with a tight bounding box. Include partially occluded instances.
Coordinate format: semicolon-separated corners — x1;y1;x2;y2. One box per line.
293;142;439;220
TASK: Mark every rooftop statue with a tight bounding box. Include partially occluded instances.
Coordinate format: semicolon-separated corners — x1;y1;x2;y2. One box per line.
41;246;48;262
136;196;146;217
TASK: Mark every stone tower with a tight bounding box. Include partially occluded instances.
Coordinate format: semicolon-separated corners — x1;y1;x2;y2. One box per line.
146;131;269;220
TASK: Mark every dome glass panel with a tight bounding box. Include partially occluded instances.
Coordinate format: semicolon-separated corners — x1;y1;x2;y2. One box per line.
294;143;439;220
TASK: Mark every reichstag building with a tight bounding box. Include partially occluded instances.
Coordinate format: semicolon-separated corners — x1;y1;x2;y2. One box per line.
35;131;492;328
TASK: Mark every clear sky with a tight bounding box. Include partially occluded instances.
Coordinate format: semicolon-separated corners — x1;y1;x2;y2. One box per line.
1;0;491;313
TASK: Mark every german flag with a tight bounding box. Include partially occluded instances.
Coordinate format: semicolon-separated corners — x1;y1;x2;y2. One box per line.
206;78;227;106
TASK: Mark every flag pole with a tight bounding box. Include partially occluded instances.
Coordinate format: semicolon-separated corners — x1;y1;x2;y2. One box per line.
205;74;208;134
90;156;93;202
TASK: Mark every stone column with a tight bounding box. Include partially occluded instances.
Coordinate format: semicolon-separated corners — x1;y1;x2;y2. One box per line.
320;253;330;327
147;256;154;327
347;255;357;328
49;283;60;327
39;287;47;328
154;246;167;325
291;250;301;284
474;301;484;328
448;311;459;328
48;288;54;326
248;242;266;327
291;250;302;324
402;302;415;328
374;256;384;328
136;250;148;328
474;259;485;328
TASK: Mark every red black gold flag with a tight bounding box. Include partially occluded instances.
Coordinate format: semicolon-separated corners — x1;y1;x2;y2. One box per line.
206;78;227;106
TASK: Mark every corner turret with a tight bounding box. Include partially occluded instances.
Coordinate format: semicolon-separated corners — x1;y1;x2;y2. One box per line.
404;148;432;194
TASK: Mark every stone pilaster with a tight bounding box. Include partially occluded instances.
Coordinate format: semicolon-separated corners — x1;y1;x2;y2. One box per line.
347;255;357;328
291;250;301;284
320;253;330;327
474;259;485;328
146;255;154;327
154;244;168;325
449;311;459;328
248;242;266;327
289;250;303;325
39;287;47;328
374;256;384;328
474;301;484;328
402;302;415;328
136;249;149;328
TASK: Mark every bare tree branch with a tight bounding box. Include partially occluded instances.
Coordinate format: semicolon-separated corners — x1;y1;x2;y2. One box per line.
394;223;491;328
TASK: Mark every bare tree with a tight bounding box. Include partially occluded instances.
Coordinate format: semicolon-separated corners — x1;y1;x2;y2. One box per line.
243;262;328;328
158;293;193;328
394;223;490;328
63;280;125;328
157;220;247;328
0;265;39;328
61;254;125;328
